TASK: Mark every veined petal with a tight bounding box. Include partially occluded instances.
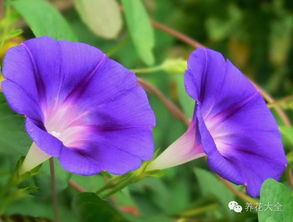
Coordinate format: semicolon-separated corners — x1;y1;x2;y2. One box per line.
2;43;39;103
2;81;42;120
185;48;287;197
87;87;156;128
95;128;154;160
58;140;142;175
147;121;205;171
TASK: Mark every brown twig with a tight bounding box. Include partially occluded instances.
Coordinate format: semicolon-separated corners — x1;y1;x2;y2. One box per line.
68;179;86;192
0;0;4;20
151;20;204;48
49;0;74;12
49;158;60;222
137;77;190;125
217;176;259;205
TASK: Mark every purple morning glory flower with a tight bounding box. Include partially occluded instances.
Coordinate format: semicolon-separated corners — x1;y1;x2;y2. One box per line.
148;48;287;197
2;36;155;176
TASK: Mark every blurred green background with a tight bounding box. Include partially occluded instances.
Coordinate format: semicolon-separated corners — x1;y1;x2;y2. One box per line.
0;0;292;221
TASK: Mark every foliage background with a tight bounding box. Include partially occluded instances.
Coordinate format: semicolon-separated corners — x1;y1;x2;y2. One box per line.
0;0;292;221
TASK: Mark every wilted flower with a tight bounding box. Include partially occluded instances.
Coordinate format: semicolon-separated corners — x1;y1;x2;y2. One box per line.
2;36;155;175
148;48;287;197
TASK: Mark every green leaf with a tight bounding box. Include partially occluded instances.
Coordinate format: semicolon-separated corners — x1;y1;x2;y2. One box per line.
74;192;129;222
12;0;77;41
0;94;31;156
140;178;170;213
172;74;194;119
34;160;71;195
122;0;155;66
166;176;190;214
70;174;105;192
74;0;123;39
280;126;293;148
194;168;234;211
7;195;78;222
287;151;293;164
258;179;293;222
114;188;136;208
131;176;189;215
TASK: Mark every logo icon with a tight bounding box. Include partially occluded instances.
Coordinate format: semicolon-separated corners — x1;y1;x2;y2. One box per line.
228;201;243;213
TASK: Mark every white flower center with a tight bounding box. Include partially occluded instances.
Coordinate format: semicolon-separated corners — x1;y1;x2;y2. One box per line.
43;103;91;148
50;130;61;138
205;117;231;155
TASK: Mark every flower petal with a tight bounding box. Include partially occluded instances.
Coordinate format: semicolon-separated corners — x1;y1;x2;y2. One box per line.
2;81;42;120
147;121;205;171
87;87;156;128
58;141;142;175
62;53;137;108
186;48;287;196
95;128;154;160
2;43;39;103
21;143;51;173
57;147;102;176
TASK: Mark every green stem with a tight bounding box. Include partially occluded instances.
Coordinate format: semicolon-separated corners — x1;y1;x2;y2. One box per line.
100;174;134;198
131;65;163;74
180;203;218;217
96;173;131;195
49;158;59;222
96;162;152;197
0;159;31;213
267;95;293;109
